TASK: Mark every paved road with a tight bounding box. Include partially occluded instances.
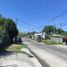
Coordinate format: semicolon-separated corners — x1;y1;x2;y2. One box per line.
23;37;67;67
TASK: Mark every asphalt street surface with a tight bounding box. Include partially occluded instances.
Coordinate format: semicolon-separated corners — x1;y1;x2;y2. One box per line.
22;37;67;67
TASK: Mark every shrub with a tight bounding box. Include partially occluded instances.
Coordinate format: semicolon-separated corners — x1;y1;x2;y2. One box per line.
0;30;11;50
0;16;18;50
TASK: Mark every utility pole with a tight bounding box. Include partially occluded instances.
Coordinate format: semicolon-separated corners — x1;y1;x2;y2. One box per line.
60;23;62;35
16;18;18;27
54;20;56;34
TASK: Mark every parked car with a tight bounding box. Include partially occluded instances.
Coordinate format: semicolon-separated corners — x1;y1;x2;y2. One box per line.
17;37;22;42
14;37;22;44
63;37;67;45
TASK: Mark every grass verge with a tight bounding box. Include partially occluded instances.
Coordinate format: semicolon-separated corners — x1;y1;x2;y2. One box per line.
43;40;63;45
6;43;27;52
6;44;33;58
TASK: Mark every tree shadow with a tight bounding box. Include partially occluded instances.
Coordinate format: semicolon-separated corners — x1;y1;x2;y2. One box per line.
0;50;14;58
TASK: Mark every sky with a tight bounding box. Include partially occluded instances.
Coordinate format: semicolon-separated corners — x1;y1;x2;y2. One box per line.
0;0;67;32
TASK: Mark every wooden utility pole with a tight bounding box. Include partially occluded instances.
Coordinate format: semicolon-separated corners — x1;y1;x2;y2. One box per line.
60;23;63;35
16;18;18;27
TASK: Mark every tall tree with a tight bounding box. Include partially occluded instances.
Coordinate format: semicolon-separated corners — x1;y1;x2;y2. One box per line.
5;18;18;40
0;16;18;49
57;28;64;34
42;25;56;34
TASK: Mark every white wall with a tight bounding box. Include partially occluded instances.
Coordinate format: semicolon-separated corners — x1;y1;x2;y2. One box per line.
51;37;63;43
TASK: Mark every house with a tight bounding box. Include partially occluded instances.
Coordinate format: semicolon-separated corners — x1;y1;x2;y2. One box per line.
34;32;46;40
50;34;63;43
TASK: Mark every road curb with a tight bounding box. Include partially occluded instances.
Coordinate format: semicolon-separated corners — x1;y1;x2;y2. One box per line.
27;47;50;67
21;44;42;67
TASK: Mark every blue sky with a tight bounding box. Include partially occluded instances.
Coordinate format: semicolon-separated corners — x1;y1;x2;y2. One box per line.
0;0;67;32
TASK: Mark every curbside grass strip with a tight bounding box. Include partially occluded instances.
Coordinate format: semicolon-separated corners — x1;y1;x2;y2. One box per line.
42;40;63;45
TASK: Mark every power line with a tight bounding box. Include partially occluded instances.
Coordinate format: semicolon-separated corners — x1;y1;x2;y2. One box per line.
17;9;67;28
50;10;67;21
18;18;66;30
15;9;67;32
16;18;44;32
17;19;43;27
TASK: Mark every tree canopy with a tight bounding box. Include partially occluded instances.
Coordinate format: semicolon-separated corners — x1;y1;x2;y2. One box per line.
0;16;18;39
42;25;56;34
0;16;18;49
42;25;65;35
56;28;64;34
5;19;18;40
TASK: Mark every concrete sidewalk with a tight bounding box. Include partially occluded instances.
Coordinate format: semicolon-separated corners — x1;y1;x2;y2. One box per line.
0;48;42;67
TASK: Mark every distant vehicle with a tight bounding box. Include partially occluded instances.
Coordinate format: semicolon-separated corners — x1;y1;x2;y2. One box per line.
63;37;67;45
37;35;41;42
17;37;22;42
14;37;22;44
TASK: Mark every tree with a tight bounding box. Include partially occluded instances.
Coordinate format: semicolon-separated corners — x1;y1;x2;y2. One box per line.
0;18;18;41
19;32;26;37
0;30;11;50
42;25;56;34
0;16;18;49
5;19;18;41
30;31;37;35
57;28;64;34
62;31;67;36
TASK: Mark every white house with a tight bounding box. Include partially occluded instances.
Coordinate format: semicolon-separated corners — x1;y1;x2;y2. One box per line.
34;32;45;40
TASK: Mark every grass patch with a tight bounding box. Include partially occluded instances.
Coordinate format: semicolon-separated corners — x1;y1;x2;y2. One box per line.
6;44;27;52
6;44;34;58
43;40;63;45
